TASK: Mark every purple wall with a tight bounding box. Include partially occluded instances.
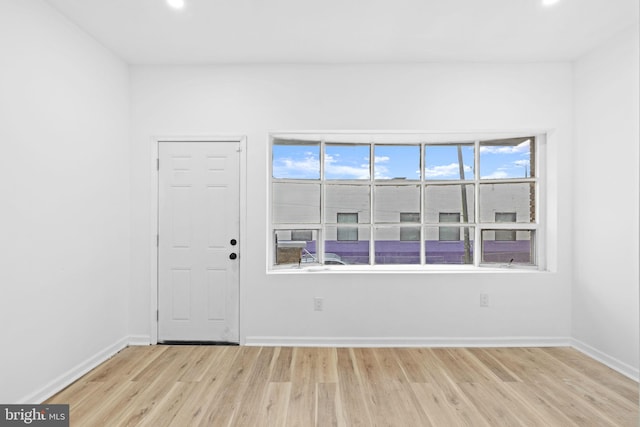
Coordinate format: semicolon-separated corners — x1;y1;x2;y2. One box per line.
304;240;532;265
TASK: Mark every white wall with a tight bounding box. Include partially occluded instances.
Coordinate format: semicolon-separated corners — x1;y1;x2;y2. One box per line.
573;24;640;377
131;63;573;345
0;0;130;402
0;0;635;403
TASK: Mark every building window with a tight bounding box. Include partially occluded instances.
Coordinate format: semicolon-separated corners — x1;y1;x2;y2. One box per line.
400;212;420;241
438;212;461;241
495;212;517;241
291;230;313;241
271;134;540;269
337;213;358;241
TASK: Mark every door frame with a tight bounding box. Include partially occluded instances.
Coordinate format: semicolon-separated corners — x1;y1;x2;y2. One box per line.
150;135;247;345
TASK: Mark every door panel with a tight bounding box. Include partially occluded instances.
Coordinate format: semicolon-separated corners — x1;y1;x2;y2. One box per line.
158;141;240;343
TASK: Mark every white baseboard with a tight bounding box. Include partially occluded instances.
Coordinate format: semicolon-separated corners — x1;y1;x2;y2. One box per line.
244;336;571;348
570;338;639;382
20;336;129;404
128;335;152;346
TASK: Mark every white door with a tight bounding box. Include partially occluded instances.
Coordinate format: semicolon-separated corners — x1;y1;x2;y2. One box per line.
158;141;240;343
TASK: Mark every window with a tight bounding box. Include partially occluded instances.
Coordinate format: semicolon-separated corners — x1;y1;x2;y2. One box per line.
438;212;461;241
494;212;517;241
400;212;420;241
271;134;540;269
291;230;313;241
337;213;358;241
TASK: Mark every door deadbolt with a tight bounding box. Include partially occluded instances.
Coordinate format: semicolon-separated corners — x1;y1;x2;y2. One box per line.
230;239;237;246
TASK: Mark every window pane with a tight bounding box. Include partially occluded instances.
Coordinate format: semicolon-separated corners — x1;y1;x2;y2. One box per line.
325;144;370;180
374;145;421;180
272;182;320;223
425;226;474;264
481;230;534;265
274;229;318;265
479;183;535;223
425;144;474;180
325;185;370;223
374;185;420;223
424;184;475;223
374;228;420;264
325;226;370;265
480;137;534;179
272;140;320;179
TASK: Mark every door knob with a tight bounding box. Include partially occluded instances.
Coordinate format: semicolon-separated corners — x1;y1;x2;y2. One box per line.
229;253;237;260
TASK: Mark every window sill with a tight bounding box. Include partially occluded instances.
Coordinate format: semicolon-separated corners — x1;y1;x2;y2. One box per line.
267;264;545;274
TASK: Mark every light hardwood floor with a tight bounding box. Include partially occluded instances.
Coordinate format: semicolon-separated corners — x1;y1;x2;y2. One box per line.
46;345;638;426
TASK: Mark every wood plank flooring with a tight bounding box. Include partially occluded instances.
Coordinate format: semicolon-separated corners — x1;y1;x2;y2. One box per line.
46;346;638;426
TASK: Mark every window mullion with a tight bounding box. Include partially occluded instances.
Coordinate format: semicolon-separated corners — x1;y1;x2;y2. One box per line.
420;143;425;265
369;142;375;266
319;138;326;265
474;139;481;267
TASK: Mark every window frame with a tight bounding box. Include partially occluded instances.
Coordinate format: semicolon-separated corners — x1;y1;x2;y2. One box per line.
269;132;545;272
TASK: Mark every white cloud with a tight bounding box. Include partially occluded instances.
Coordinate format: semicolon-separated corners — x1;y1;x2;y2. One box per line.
272;154;319;178
513;159;530;167
373;156;392;178
327;164;370;179
425;163;472;179
374;165;391;180
480;139;530;155
325;154;370;179
481;170;509;179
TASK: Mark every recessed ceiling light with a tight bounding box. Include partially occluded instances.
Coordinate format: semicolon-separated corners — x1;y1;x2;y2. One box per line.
542;0;560;6
166;0;185;10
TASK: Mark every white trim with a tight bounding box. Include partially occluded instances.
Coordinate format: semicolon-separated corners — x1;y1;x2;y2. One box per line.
128;335;153;346
150;135;247;345
19;336;129;404
268;264;547;274
244;336;570;348
570;338;640;382
534;133;547;270
270;130;552;144
150;137;159;345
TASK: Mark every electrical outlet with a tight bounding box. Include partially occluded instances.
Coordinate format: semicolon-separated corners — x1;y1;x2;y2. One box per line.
480;293;489;307
313;297;324;311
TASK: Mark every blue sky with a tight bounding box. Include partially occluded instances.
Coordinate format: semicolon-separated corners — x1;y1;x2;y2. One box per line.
479;139;532;179
424;145;474;180
272;140;531;180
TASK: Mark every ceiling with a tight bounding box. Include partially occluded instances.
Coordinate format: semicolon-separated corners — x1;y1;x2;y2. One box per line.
45;0;639;64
